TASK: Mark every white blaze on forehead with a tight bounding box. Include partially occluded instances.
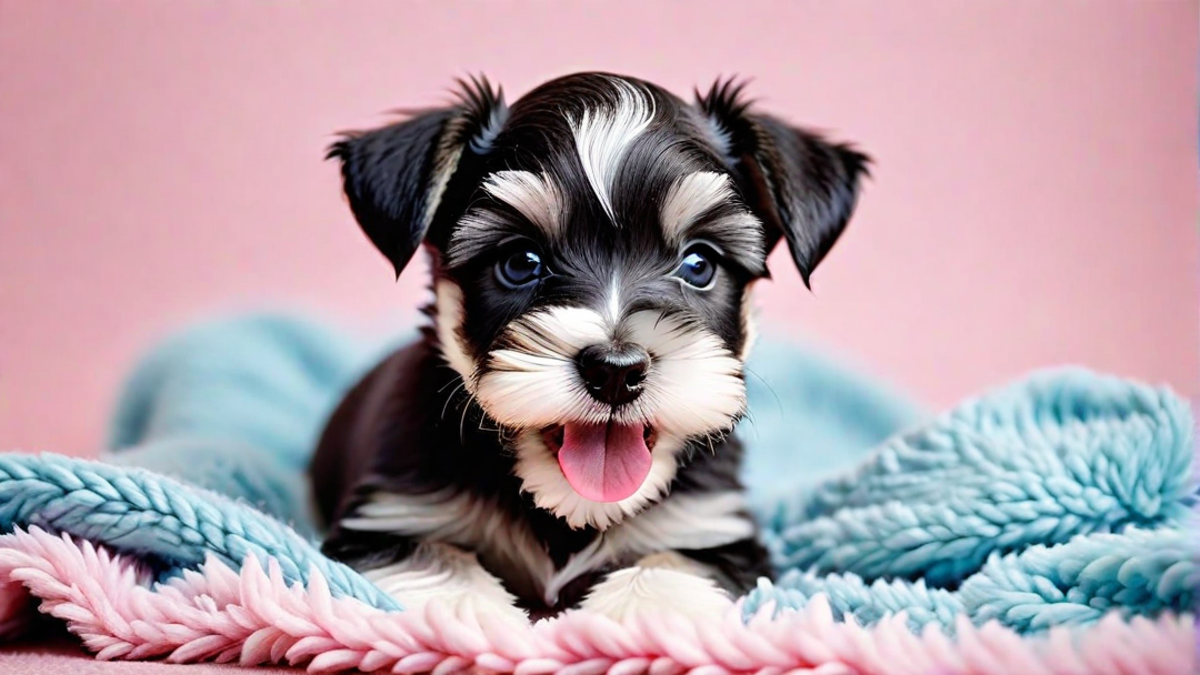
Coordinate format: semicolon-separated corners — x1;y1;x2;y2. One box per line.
606;275;622;325
480;170;566;237
568;79;655;225
660;171;736;241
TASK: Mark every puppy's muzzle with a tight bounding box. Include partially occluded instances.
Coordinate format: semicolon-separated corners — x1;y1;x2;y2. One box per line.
576;344;650;407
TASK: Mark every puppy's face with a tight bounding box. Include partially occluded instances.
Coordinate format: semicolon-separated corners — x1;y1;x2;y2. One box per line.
330;73;868;529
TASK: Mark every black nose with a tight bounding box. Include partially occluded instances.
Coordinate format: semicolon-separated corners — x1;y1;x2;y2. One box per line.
576;344;650;407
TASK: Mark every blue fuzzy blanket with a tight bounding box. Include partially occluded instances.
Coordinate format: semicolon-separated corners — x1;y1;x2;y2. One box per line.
1;315;1195;634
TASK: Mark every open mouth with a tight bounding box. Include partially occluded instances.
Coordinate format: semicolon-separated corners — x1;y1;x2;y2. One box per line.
542;424;657;453
542;422;657;503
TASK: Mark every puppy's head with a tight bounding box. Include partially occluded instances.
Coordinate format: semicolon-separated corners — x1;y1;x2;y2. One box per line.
329;73;868;529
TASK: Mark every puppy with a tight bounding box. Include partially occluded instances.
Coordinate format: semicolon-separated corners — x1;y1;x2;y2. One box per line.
310;72;868;621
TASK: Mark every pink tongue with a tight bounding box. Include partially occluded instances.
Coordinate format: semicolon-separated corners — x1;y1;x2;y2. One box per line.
556;422;652;503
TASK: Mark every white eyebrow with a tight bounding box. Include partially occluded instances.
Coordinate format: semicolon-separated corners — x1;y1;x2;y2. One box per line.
659;170;767;271
659;171;737;241
479;170;566;237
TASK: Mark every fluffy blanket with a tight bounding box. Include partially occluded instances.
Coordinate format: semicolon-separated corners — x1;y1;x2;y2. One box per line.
0;315;1195;674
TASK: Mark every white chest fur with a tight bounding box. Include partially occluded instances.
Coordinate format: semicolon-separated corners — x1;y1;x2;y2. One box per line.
339;488;754;606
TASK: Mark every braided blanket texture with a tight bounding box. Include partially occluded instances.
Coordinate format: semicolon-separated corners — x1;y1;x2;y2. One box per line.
0;315;1195;674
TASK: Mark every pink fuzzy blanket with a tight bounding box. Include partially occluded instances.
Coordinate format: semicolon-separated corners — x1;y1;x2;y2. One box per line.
0;527;1193;674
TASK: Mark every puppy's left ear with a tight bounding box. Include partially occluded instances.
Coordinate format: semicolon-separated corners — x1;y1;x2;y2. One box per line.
697;79;870;287
328;77;507;278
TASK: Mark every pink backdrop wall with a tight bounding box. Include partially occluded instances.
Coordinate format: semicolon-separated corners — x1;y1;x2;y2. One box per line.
1;1;1196;457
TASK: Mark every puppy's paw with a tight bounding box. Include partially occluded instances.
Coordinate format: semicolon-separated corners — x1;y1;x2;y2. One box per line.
580;563;733;622
363;543;528;625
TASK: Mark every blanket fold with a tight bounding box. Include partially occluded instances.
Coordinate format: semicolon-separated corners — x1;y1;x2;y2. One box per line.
0;314;1195;674
746;369;1198;633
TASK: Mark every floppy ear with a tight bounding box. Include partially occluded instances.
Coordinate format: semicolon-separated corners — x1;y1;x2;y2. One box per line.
697;79;870;287
327;77;507;277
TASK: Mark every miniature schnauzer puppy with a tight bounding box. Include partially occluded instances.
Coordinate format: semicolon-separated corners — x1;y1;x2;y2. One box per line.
310;72;868;621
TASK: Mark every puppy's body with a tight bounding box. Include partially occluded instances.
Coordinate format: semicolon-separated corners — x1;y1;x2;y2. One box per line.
312;72;867;618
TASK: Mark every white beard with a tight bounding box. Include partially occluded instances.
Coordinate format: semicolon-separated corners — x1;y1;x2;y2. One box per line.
474;303;747;529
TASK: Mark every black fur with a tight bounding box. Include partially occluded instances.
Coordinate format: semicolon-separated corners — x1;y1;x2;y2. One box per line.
313;72;868;613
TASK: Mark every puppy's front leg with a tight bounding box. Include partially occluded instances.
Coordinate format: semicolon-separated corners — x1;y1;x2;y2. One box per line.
362;541;529;624
579;551;735;621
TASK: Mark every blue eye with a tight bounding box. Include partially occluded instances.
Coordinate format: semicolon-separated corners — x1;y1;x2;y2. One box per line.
497;249;546;287
673;246;718;289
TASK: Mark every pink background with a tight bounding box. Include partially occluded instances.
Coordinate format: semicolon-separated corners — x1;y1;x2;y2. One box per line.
1;1;1197;457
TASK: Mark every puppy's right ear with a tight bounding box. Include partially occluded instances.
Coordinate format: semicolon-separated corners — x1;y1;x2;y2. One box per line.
327;77;507;277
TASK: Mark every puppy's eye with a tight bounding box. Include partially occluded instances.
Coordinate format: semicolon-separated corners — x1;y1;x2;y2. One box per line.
673;245;718;290
496;249;546;288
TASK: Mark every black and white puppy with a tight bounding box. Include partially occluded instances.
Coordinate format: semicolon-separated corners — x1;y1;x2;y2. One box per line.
311;72;868;621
